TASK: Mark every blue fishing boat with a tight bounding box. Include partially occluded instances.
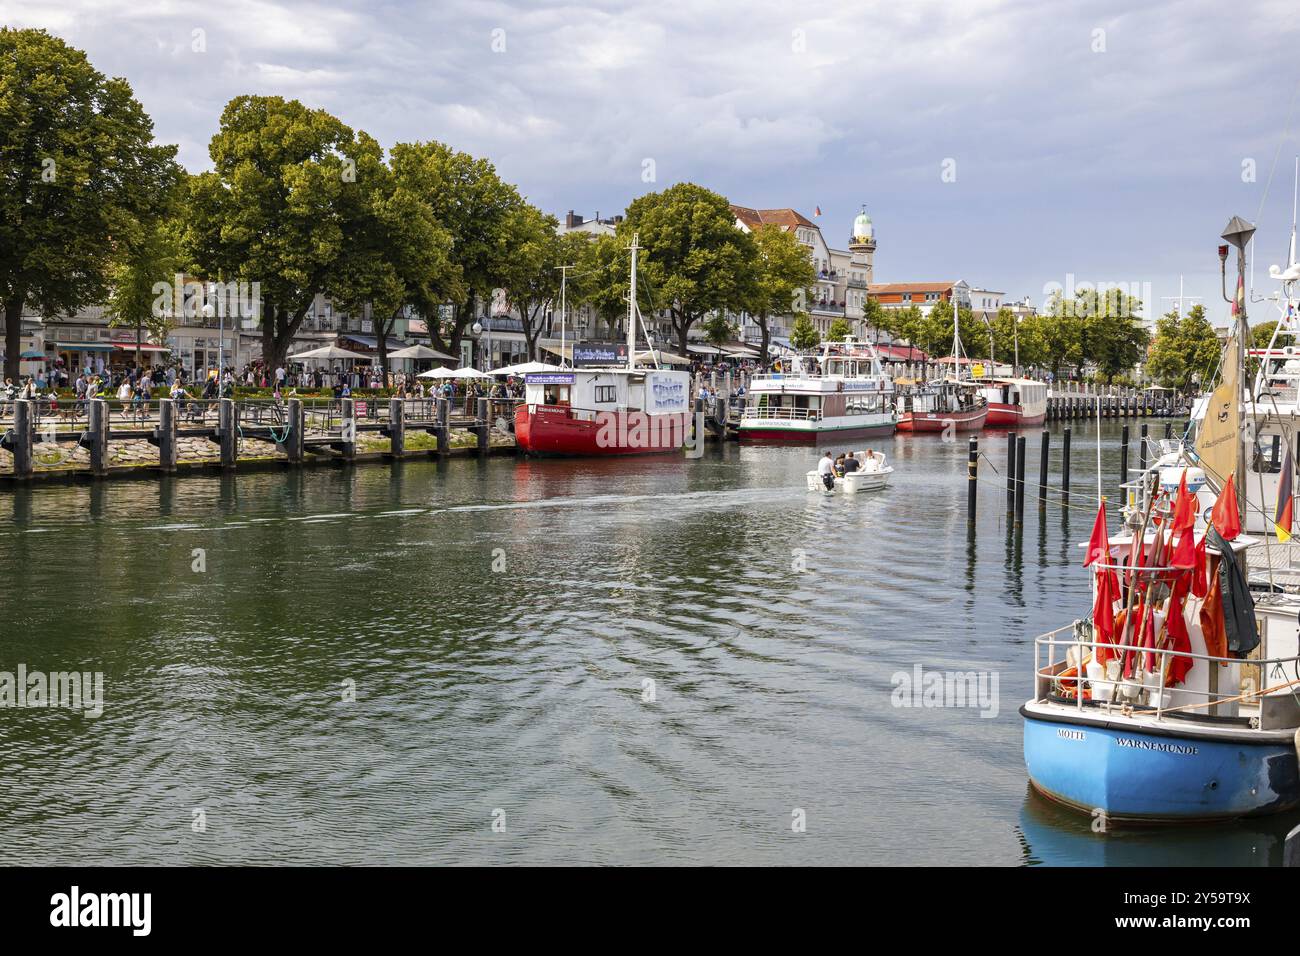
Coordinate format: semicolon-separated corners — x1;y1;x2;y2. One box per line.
1022;213;1300;824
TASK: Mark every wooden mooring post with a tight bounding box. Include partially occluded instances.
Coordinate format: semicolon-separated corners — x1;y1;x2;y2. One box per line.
385;398;405;457
1138;422;1148;474
9;400;34;479
1061;427;1071;505
1015;435;1027;524
475;398;490;456
89;398;110;477
156;398;177;473
436;398;450;457
1119;423;1129;496
1006;433;1017;516
1037;429;1049;505
286;399;305;464
967;437;978;523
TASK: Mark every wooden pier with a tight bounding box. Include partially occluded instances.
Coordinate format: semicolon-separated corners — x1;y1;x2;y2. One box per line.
0;396;520;483
1044;386;1186;421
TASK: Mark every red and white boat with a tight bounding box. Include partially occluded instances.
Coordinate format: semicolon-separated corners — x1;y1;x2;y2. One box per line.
974;377;1048;426
514;231;693;457
514;366;691;456
896;379;988;432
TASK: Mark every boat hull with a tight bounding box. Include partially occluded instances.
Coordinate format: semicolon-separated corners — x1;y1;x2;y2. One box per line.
984;402;1045;427
739;419;895;445
1022;705;1300;822
896;406;988;433
514;405;688;457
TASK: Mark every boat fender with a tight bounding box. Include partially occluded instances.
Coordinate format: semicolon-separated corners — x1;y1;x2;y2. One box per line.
1294;728;1300;760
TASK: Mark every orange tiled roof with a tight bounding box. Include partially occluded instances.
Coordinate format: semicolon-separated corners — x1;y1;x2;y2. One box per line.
868;282;957;294
730;205;818;232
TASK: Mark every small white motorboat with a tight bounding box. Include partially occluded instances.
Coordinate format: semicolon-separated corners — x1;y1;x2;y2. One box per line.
806;451;894;494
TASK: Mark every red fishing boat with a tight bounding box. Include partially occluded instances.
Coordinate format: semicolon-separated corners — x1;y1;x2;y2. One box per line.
896;379;988;432
974;377;1048;426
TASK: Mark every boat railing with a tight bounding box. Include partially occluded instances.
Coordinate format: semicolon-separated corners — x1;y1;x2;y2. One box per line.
1033;624;1300;731
739;406;821;422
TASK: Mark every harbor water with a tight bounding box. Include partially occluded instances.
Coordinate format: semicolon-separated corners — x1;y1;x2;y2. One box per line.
1;421;1295;865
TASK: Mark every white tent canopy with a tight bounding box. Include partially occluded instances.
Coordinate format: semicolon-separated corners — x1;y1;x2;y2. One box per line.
388;344;455;361
290;344;369;361
450;367;492;379
417;367;457;379
492;360;562;376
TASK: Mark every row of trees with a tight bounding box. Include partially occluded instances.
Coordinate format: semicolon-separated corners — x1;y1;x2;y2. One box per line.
2;29;822;384
0;28;1212;390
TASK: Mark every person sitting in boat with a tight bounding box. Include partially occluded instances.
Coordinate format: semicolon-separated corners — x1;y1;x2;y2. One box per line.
833;453;846;476
841;451;861;474
818;451;835;490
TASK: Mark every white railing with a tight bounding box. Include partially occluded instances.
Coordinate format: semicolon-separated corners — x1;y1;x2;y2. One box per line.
1033;623;1300;729
740;406;821;421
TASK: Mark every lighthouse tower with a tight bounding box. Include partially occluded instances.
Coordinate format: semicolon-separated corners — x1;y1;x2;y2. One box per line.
848;206;876;285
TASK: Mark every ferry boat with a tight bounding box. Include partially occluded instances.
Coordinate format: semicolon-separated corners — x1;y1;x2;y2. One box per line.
975;377;1048;426
896;379;988;433
738;337;896;444
514;232;693;457
1022;214;1300;823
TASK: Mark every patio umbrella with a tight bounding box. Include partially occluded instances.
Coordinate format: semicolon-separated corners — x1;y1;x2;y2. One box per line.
389;344;456;361
416;367;457;379
290;344;369;361
493;360;562;376
450;367;492;379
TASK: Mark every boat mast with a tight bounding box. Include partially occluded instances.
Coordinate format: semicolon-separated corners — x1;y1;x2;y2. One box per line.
1221;215;1256;528
627;231;639;372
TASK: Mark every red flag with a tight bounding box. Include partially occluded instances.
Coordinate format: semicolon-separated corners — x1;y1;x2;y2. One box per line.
1084;501;1110;567
1211;474;1241;541
1165;591;1194;687
1192;532;1209;598
1169;474;1197;568
1092;569;1117;665
1200;556;1227;658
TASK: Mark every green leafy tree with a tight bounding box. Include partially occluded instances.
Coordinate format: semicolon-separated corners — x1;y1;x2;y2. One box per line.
613;183;757;357
388;141;524;360
701;313;738;350
184;95;373;370
330;141;456;386
790;314;820;351
573;233;630;341
104;189;184;369
0;28;180;381
861;295;888;343
743;223;814;364
1147;304;1220;393
826;317;852;342
1077;290;1149;383
500;205;564;360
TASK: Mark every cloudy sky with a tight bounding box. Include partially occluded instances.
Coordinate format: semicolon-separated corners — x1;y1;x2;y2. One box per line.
7;0;1300;322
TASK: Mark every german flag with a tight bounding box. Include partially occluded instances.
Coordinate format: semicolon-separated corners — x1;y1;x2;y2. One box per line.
1276;461;1294;542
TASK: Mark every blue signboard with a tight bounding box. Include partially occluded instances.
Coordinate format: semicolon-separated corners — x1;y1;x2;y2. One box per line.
525;372;576;386
573;344;628;367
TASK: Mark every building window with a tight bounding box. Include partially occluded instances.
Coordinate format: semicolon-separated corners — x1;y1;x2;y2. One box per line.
594;385;617;403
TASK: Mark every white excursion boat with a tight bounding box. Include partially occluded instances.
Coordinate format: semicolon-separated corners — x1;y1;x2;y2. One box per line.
740;337;896;444
806;451;893;494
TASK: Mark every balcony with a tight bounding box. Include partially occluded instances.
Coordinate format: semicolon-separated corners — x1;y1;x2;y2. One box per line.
846;278;867;289
808;302;846;316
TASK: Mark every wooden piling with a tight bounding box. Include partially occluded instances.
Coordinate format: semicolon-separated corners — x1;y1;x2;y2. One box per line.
1139;422;1148;474
387;398;405;457
475;397;490;456
1015;435;1027;524
89;399;110;476
1062;427;1071;505
1006;433;1017;516
436;398;450;456
1038;429;1049;504
967;437;978;523
157;398;177;473
218;398;239;470
287;399;305;463
1119;423;1129;496
11;400;33;479
340;398;357;460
